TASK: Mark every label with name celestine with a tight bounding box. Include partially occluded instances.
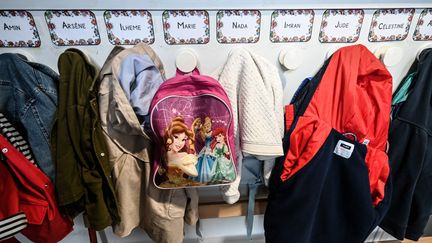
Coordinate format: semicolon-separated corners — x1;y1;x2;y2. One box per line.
319;9;364;43
162;10;209;45
216;10;261;43
104;10;154;45
45;10;101;46
413;9;432;41
369;8;414;42
0;10;41;47
270;9;314;42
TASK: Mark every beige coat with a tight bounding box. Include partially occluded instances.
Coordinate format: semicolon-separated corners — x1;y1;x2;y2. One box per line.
99;43;199;242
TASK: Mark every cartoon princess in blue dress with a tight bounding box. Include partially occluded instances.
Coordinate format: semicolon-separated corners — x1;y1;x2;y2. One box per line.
191;116;216;183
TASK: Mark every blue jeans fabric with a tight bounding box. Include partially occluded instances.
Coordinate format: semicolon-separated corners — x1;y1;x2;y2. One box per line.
0;53;58;181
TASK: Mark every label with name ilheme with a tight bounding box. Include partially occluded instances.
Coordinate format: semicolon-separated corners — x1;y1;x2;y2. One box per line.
162;10;209;45
369;8;414;42
319;9;364;43
413;9;432;41
270;9;314;42
45;10;101;46
216;10;261;43
104;10;154;45
0;10;40;47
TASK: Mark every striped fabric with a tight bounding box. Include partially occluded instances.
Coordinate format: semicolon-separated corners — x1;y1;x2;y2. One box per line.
0;213;28;241
0;113;37;166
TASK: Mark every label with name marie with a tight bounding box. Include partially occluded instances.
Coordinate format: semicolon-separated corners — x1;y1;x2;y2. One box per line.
104;10;154;45
45;10;101;46
162;10;209;45
413;9;432;41
270;9;314;42
216;10;261;43
319;9;364;43
0;10;40;47
369;8;414;42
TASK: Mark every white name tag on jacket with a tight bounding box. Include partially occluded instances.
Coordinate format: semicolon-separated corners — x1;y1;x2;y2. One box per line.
334;140;354;159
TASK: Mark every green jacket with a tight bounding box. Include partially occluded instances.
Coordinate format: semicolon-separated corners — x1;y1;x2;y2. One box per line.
52;48;119;230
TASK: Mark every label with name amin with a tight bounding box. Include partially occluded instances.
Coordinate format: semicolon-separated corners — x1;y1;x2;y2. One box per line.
45;10;101;46
216;10;261;43
413;9;432;41
369;8;414;42
0;10;40;47
270;9;314;43
319;9;364;43
162;10;209;45
104;10;154;45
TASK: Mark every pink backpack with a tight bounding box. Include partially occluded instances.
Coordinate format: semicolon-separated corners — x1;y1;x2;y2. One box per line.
150;69;237;189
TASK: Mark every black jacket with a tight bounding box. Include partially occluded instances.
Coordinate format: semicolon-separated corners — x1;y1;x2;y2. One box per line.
380;48;432;241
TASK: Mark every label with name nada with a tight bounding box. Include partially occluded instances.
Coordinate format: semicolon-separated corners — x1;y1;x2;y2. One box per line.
319;9;364;43
369;8;414;42
0;10;40;47
216;10;261;43
104;10;154;45
162;10;209;45
45;10;101;46
270;9;314;42
413;9;432;41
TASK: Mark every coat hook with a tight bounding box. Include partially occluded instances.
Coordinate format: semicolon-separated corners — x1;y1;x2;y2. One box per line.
279;48;303;70
416;43;432;61
374;46;403;67
175;48;198;73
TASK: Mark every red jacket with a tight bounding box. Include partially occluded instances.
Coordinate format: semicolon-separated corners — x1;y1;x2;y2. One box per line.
281;45;392;206
0;134;73;242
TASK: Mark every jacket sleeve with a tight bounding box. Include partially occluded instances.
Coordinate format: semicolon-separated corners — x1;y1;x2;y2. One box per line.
380;119;428;240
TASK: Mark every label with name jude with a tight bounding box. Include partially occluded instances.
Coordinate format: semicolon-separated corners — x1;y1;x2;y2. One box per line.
45;10;101;46
162;10;209;45
413;9;432;41
270;10;314;43
319;9;364;43
369;8;414;42
104;10;154;45
216;10;261;43
0;10;40;47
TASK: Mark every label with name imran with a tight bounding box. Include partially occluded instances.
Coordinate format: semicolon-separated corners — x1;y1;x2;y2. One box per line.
104;10;154;45
369;8;414;42
216;10;261;43
319;9;364;43
0;10;40;47
162;10;209;45
270;10;314;42
413;9;432;41
45;10;101;46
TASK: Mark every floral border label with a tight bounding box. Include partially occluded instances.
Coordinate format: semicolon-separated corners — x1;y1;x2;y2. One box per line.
45;10;101;46
413;9;432;41
0;10;40;47
369;8;414;42
162;10;209;45
104;10;154;45
216;10;261;44
270;10;314;43
319;9;364;43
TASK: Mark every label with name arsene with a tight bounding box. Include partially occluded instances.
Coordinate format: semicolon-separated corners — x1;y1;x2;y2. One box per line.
270;9;314;42
45;10;101;46
0;10;40;47
162;10;209;45
216;10;261;43
104;10;154;45
369;8;414;42
413;9;432;41
319;9;364;43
